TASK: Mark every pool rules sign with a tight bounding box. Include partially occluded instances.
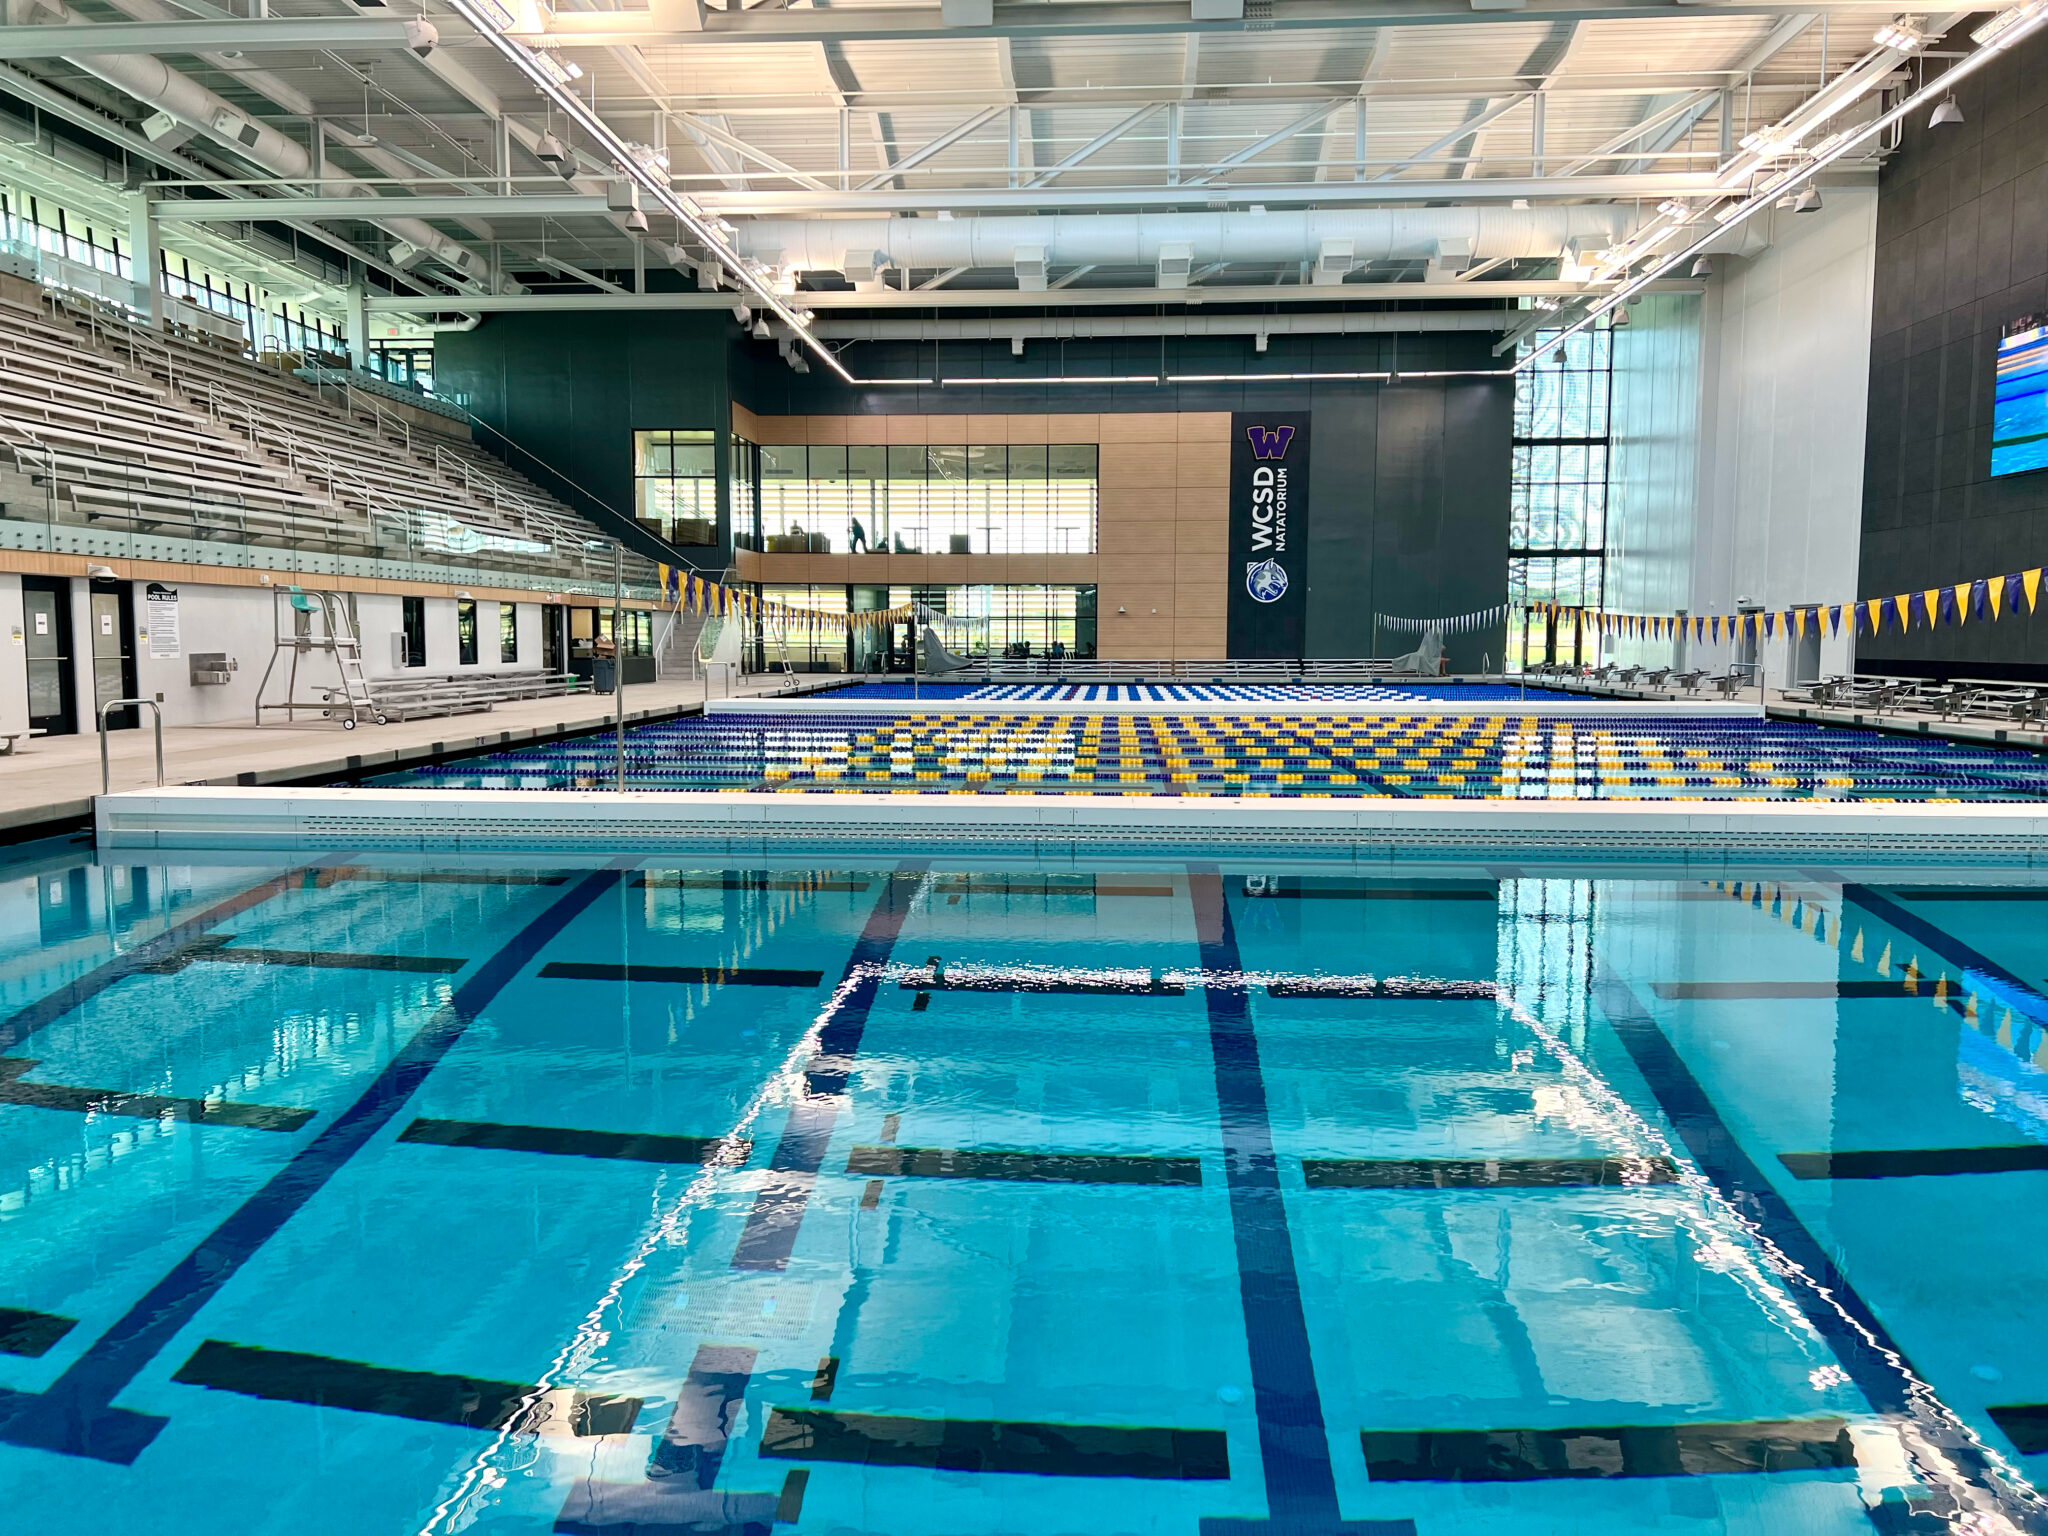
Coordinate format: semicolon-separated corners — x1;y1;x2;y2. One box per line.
1227;411;1311;658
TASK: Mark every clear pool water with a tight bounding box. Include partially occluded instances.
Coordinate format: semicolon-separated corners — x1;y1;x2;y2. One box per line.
2;841;2047;1534
391;712;2048;802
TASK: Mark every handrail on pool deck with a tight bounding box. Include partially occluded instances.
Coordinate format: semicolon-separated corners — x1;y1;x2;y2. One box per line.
98;697;165;796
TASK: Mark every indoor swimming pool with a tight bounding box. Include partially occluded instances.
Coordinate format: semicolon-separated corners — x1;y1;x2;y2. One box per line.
2;841;2046;1534
391;712;2048;803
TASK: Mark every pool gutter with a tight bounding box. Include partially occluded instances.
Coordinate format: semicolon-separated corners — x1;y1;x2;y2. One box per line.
94;785;2048;860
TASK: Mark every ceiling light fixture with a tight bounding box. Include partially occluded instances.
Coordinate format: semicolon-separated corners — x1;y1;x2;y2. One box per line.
1930;95;1964;126
1793;185;1823;213
1690;256;1714;277
1514;1;2048;377
1973;0;2047;50
939;376;1163;386
1164;370;1511;383
1872;19;1930;52
443;0;853;382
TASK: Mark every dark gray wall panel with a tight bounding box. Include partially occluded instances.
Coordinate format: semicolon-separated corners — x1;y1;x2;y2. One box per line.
1860;27;2048;676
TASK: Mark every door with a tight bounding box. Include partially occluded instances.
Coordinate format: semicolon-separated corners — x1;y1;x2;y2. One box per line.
90;582;138;730
542;603;565;672
22;577;75;736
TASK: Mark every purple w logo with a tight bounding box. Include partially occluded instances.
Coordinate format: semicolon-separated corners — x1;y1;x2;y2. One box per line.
1245;424;1295;460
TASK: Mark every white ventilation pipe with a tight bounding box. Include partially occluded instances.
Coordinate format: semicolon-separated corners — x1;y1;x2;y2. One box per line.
32;0;485;283
737;207;1637;274
813;311;1513;341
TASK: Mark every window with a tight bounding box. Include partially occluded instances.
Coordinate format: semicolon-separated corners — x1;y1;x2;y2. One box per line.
400;596;426;668
499;602;518;664
634;430;718;546
747;444;1098;556
597;608;652;656
457;598;478;665
757;583;1098;670
1508;319;1612;671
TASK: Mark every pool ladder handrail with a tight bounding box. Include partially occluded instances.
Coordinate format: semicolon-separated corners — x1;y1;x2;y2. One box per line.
98;697;166;796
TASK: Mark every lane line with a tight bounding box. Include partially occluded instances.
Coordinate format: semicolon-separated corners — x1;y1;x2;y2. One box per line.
0;865;619;1464
1187;866;1415;1536
730;864;928;1272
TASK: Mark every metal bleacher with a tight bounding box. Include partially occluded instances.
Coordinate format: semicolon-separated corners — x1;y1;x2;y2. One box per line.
0;289;656;598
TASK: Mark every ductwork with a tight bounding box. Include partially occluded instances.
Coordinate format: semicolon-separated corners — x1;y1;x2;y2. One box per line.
738;207;1639;276
23;0;490;286
812;311;1515;341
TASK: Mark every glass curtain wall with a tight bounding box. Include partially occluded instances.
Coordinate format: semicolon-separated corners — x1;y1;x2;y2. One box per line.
1507;319;1612;672
746;445;1098;555
633;430;718;547
758;583;1098;670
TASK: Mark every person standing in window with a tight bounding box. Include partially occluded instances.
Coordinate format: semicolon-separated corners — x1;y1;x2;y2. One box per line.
849;517;870;554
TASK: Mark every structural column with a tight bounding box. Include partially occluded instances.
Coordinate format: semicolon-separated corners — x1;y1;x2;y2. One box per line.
124;189;161;329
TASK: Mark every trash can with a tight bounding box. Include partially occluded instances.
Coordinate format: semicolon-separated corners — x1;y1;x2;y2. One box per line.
593;655;617;694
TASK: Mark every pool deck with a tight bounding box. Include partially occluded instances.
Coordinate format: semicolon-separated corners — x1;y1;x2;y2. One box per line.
0;674;830;837
96;783;2048;858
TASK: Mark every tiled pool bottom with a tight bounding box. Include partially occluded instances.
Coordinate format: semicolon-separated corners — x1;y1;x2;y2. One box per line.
4;849;2048;1536
390;711;2048;802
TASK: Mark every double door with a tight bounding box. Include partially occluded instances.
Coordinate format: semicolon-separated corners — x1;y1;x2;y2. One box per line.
20;578;136;736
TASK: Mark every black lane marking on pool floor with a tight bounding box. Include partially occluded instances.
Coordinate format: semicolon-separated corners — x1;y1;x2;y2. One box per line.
398;1117;738;1166
760;1407;1230;1480
1266;980;1498;1001
848;1144;1203;1186
1302;1156;1680;1190
0;866;321;1053
1653;981;1926;1000
554;1343;784;1534
901;968;1183;997
1189;867;1416;1536
1989;1406;2048;1455
1360;1418;1856;1482
1596;970;2028;1520
732;863;928;1273
541;961;824;988
650;1343;753;1481
0;866;618;1464
0;1059;311;1132
1885;888;2048;902
173;1340;641;1436
0;1309;75;1358
1779;1146;2048;1180
810;1356;839;1401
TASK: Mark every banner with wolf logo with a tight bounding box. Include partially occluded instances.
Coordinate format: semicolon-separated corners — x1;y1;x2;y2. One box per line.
1227;411;1311;657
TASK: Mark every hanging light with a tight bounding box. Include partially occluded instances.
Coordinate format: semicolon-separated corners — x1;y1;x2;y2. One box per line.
1689;256;1714;277
1930;96;1965;126
1792;184;1823;213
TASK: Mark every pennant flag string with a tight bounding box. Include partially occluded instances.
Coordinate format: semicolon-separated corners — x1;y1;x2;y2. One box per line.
1375;603;1512;636
1520;564;2043;640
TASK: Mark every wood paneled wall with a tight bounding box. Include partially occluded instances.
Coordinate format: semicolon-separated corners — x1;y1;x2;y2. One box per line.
730;405;1229;659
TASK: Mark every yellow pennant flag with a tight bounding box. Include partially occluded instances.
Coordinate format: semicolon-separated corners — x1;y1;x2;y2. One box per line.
1990;579;2005;620
1953;582;1972;624
1894;594;1913;631
2026;567;2044;613
1793;608;1808;638
1922;588;1941;627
